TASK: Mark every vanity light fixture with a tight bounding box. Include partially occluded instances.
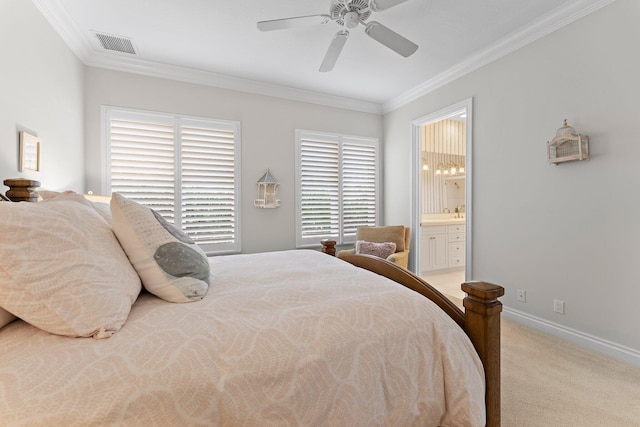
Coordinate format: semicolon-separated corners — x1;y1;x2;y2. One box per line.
422;155;429;171
435;161;464;176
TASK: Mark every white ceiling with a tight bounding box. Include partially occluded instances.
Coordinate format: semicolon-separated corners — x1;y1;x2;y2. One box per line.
33;0;610;113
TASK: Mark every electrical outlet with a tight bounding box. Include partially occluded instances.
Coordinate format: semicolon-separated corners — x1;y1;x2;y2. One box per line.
554;299;565;314
517;289;526;302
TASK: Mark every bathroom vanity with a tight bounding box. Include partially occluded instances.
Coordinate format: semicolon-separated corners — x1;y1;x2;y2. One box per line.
420;216;465;274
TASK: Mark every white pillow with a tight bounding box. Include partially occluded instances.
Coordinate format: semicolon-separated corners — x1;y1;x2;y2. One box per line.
0;307;16;329
0;195;141;338
110;193;210;303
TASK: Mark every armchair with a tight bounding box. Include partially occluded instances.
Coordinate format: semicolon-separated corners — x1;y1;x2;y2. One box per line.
337;225;411;269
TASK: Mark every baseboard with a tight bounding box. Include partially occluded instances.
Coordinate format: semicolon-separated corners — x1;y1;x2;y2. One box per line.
503;306;640;368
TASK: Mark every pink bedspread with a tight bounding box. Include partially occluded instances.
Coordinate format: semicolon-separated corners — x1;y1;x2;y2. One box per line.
0;250;484;426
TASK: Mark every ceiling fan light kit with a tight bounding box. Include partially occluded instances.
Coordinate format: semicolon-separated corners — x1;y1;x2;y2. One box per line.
257;0;418;72
343;11;360;29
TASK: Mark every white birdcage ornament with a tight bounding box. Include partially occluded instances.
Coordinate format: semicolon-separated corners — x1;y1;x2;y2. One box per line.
254;169;280;208
547;119;589;165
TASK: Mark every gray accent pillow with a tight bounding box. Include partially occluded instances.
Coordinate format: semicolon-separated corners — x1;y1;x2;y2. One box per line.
111;193;210;303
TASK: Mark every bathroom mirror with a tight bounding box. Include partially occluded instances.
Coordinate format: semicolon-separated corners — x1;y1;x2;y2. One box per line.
420;116;466;215
443;176;465;216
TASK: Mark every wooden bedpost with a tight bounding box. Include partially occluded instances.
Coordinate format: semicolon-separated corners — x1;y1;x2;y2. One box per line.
331;252;504;427
3;178;40;202
462;281;504;427
320;239;336;256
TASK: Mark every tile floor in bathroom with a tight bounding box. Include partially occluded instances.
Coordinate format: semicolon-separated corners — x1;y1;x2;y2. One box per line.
421;270;466;306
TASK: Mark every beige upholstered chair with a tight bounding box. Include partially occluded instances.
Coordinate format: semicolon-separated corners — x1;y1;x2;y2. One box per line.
337;225;411;269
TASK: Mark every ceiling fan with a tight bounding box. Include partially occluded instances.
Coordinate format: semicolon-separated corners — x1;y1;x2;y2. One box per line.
257;0;418;72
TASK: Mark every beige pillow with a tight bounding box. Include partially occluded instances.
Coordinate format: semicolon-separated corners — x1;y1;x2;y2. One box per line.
110;193;210;303
0;196;141;338
0;307;16;329
39;190;112;224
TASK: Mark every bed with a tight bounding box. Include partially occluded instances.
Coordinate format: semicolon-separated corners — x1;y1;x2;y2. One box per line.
0;178;503;426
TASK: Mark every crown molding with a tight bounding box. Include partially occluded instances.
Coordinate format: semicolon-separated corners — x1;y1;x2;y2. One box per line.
382;0;617;114
32;0;92;59
33;0;614;116
84;54;383;114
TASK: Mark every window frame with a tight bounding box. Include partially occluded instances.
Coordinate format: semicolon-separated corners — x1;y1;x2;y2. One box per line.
101;105;242;255
295;129;380;248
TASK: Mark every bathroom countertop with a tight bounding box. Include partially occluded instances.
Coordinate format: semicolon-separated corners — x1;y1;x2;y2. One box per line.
420;215;465;226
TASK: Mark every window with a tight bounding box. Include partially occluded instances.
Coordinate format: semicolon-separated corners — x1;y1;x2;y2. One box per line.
296;130;379;247
103;107;241;254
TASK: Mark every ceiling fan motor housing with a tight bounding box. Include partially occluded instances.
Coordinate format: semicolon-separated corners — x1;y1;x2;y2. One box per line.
331;0;372;26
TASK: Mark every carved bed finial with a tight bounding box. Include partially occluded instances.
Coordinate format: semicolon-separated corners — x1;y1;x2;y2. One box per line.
320;239;337;256
3;178;41;202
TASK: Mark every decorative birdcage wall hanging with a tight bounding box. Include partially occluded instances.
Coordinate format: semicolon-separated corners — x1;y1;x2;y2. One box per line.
254;169;280;208
547;119;589;165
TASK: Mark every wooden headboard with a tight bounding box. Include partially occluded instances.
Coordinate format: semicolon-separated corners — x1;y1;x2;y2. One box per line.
2;178;40;202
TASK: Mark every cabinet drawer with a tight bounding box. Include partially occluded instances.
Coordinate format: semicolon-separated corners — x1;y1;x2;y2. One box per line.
448;232;465;242
447;224;465;233
421;226;447;236
449;254;465;267
449;242;464;254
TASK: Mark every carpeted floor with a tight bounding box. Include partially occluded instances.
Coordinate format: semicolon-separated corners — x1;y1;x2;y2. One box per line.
423;271;640;425
501;318;640;426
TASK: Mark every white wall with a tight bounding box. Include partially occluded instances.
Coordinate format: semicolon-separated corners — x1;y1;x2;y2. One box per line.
0;0;84;191
83;68;382;253
384;0;640;353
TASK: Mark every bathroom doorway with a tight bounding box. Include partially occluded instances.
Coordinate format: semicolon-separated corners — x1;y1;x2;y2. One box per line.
410;99;472;303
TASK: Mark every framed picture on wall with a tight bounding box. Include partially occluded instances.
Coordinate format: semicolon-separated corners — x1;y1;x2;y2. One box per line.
19;131;41;172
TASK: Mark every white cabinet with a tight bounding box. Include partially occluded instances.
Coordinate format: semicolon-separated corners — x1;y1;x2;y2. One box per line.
421;223;465;274
447;225;465;269
421;226;449;273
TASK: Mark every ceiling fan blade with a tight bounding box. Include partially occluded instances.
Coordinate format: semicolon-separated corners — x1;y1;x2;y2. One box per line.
369;0;409;12
319;31;349;72
257;14;331;31
365;21;418;57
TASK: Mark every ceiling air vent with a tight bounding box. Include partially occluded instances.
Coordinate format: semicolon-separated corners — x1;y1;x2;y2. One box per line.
94;32;137;55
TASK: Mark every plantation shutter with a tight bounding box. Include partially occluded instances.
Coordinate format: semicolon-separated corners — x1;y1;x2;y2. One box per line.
342;137;377;241
106;108;240;254
180;120;237;252
297;132;340;246
296;130;378;247
180;119;238;252
109;112;176;221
